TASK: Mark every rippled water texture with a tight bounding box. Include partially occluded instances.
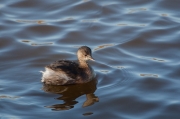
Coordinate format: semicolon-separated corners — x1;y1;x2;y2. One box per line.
1;0;180;119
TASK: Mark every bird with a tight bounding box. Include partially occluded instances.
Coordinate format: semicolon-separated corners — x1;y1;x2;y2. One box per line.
41;46;95;85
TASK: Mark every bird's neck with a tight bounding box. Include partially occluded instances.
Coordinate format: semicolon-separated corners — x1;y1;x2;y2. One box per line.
79;60;89;68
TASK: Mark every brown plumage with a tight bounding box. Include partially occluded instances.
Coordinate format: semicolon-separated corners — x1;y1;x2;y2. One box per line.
41;46;95;85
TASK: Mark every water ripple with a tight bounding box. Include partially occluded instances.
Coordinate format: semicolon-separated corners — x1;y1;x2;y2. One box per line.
0;0;180;118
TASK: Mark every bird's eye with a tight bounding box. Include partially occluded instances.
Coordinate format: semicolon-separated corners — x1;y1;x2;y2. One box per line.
85;55;87;56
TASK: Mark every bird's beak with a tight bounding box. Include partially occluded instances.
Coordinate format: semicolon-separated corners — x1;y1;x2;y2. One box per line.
88;56;95;61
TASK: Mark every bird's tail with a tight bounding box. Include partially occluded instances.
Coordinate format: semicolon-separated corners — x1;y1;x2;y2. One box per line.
39;71;44;74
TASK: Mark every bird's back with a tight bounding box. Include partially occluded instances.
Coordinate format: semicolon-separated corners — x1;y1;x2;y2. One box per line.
41;60;93;85
47;60;80;79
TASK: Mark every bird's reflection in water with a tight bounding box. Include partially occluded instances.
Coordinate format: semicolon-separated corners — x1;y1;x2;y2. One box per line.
42;79;99;111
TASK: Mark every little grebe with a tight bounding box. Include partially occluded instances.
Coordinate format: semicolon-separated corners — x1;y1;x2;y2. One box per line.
41;46;95;85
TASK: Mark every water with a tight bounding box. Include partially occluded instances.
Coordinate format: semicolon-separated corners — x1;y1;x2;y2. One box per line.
0;0;180;119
